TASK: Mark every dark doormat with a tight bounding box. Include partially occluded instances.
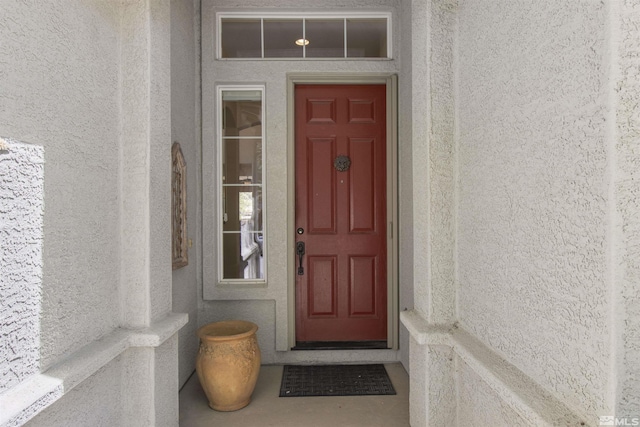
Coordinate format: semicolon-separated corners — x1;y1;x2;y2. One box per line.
279;364;396;397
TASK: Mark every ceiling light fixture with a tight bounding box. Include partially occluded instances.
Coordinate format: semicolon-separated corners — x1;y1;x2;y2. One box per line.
295;38;309;46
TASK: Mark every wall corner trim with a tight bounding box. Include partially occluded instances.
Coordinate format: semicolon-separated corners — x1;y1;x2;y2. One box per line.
0;313;189;427
128;313;189;347
400;310;589;426
400;310;454;345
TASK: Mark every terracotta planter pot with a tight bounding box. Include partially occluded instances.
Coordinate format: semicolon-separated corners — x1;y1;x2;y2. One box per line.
195;320;261;411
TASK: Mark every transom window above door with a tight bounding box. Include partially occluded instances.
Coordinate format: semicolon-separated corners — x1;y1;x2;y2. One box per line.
218;13;391;59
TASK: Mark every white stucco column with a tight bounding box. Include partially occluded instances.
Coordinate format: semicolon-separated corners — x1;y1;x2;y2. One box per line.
120;0;184;425
410;0;432;321
409;336;429;427
612;0;640;420
405;0;457;423
120;0;173;329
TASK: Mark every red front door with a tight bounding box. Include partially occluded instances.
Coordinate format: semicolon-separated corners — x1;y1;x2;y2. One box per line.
295;84;387;343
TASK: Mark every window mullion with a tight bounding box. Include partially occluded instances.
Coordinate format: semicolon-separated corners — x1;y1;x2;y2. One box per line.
261;19;265;58
343;18;347;58
303;19;306;58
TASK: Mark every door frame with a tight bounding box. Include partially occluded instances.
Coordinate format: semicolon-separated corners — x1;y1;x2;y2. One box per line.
286;73;399;350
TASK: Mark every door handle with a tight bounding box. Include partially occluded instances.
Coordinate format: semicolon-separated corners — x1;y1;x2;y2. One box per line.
296;242;305;275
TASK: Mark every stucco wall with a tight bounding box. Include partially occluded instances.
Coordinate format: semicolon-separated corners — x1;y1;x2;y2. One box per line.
615;0;640;419
427;345;456;425
457;0;610;420
0;2;125;424
171;0;201;388
25;356;123;427
201;0;404;362
1;1;184;425
426;0;456;324
397;0;414;372
456;356;529;426
0;0;122;371
399;0;457;374
0;141;44;392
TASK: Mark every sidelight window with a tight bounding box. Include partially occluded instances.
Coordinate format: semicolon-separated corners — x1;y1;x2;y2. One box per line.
218;86;265;282
218;13;391;59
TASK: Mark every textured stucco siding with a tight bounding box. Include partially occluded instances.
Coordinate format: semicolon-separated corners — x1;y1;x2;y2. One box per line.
0;141;44;392
1;1;182;425
457;0;610;419
397;0;415;372
25;356;123;427
457;356;529;426
615;0;640;418
119;0;154;328
427;0;456;324
408;0;431;321
118;0;174;329
0;0;122;370
407;0;457;324
171;0;201;388
409;337;428;427
154;335;180;427
148;0;173;323
427;345;456;426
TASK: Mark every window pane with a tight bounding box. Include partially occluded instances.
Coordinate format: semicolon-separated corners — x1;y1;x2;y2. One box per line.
223;233;264;279
220;18;262;58
264;19;303;58
223;186;263;233
305;19;345;58
346;18;387;58
222;94;262;136
222;139;262;184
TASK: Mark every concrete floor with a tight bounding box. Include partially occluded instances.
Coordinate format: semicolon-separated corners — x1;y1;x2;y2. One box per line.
179;363;410;427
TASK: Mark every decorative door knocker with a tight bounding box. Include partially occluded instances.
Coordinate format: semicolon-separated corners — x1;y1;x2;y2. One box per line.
334;155;351;172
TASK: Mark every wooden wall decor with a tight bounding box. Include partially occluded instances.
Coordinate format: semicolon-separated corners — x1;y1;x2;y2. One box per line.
172;142;188;269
